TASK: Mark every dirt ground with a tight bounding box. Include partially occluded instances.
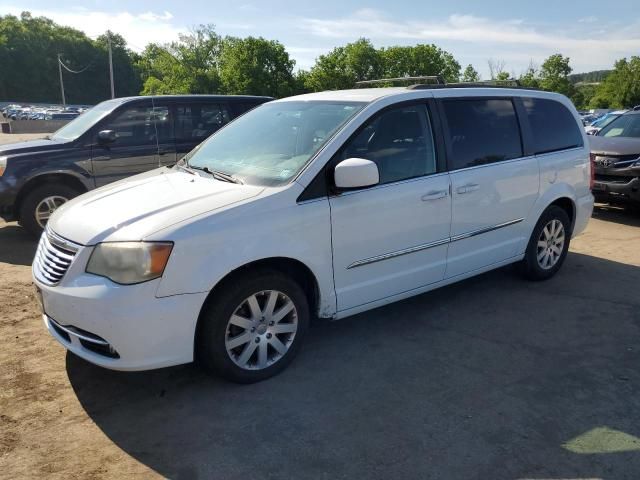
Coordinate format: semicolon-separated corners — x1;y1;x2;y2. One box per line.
0;131;639;479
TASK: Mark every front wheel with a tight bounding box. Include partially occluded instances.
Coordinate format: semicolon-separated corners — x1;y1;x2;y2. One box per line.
520;205;571;281
197;269;310;383
19;184;80;237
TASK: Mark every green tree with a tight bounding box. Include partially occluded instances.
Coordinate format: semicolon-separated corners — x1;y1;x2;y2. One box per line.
0;12;139;103
539;54;573;96
95;32;142;98
218;36;297;97
519;62;540;89
381;44;460;82
590;57;640;108
138;25;221;95
461;64;480;82
496;71;511;81
305;38;383;91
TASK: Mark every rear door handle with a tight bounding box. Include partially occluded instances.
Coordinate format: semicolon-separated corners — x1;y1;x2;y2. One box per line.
457;183;479;194
421;190;448;201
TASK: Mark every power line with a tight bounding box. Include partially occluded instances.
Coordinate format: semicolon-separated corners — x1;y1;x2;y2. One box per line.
58;57;92;74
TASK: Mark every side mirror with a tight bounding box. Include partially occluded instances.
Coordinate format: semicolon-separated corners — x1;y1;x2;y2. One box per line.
334;158;379;190
98;129;117;144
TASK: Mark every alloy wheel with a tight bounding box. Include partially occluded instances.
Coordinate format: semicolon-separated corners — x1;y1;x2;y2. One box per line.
536;219;565;270
35;195;68;229
224;290;298;370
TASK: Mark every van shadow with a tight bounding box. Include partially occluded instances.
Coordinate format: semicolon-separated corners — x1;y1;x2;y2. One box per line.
0;222;37;266
66;252;640;479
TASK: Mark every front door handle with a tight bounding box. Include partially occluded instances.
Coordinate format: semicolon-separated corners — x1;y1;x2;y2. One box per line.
457;183;479;194
421;190;448;201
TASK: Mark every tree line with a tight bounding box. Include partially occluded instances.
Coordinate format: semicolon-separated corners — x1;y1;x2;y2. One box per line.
1;12;639;110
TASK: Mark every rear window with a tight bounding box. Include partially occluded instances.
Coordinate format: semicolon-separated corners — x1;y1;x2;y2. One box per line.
442;99;523;170
522;98;583;154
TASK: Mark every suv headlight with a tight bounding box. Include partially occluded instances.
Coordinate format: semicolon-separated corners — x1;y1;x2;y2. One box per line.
0;156;7;176
86;242;173;285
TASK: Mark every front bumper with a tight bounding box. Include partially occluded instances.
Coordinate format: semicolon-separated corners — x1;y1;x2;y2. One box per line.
34;243;208;371
0;178;18;221
593;176;640;203
593;162;640;203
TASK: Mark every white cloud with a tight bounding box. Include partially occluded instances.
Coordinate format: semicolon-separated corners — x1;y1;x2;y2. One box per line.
0;5;183;50
299;9;640;74
578;15;598;23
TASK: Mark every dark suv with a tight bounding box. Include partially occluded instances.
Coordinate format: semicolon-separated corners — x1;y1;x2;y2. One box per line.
0;95;271;235
589;109;640;207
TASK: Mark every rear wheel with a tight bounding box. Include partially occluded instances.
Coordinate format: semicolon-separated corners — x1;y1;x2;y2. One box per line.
19;184;80;237
520;205;571;281
197;269;309;383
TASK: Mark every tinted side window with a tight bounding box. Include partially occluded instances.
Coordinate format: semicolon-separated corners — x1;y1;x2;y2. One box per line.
175;103;231;142
152;105;172;144
100;103;157;147
340;104;436;185
522;98;583;153
442;99;522;170
231;102;262;117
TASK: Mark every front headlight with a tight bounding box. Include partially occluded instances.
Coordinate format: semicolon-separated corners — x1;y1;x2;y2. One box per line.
86;242;173;285
0;156;7;176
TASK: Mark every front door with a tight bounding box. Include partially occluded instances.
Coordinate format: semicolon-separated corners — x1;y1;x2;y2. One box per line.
329;103;452;312
91;100;160;187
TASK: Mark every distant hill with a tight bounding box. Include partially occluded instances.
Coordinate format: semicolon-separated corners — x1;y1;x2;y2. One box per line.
569;70;612;84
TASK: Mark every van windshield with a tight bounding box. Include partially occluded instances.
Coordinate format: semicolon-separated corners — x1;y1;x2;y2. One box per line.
185;101;365;186
51;99;123;141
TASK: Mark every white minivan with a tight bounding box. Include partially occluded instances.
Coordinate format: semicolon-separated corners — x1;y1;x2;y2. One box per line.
33;85;594;383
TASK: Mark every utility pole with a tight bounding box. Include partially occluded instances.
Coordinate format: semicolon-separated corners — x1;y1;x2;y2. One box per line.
108;34;115;98
57;54;66;106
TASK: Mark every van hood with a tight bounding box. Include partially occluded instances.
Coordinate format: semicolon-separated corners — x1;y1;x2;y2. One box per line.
588;135;640;156
48;167;264;245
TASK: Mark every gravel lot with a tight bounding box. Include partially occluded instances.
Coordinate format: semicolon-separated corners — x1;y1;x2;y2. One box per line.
1;131;639;479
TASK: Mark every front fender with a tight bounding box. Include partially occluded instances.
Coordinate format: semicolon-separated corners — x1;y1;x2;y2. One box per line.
153;186;337;318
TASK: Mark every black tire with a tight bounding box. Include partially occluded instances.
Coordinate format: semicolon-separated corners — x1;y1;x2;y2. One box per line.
520;205;571;281
197;269;310;384
19;184;80;237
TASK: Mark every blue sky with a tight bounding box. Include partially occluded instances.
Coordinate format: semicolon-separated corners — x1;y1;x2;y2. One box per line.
2;1;640;77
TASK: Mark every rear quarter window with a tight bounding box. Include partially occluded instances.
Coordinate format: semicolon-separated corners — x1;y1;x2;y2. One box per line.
522;97;583;154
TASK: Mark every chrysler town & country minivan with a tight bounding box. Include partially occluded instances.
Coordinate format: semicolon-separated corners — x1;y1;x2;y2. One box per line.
33;85;594;383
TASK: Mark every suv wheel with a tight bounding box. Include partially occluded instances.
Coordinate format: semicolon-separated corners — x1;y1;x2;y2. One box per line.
520;205;571;281
197;269;310;383
19;184;80;237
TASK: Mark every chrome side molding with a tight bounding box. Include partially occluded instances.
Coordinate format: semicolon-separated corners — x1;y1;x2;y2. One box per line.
347;218;525;269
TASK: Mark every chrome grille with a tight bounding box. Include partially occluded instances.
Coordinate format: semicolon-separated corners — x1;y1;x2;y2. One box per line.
34;230;79;285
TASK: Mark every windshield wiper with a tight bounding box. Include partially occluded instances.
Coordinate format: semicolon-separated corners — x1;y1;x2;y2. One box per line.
189;165;243;184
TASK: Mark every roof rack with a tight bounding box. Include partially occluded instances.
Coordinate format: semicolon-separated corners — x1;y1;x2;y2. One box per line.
355;75;445;88
408;79;541;91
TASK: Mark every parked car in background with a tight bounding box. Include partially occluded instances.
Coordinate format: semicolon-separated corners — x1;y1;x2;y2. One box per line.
32;85;593;383
589;109;640;206
581;113;599;126
44;111;80;121
585;110;627;135
0;95;271;235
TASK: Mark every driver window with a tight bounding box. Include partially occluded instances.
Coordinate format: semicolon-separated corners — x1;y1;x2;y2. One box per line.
99;103;157;147
341;104;436;184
